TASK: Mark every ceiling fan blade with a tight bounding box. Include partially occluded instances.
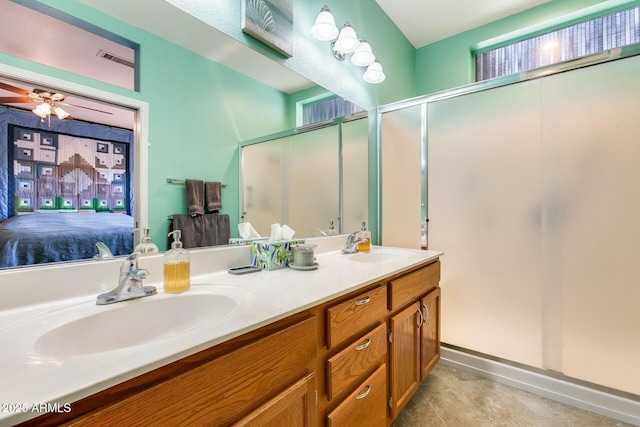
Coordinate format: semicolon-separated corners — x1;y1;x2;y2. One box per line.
0;96;32;103
58;102;114;115
0;82;31;96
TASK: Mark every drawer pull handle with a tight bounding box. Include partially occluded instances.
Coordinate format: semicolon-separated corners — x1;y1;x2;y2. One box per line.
423;303;429;321
417;307;424;327
355;385;371;400
355;339;371;351
355;296;371;306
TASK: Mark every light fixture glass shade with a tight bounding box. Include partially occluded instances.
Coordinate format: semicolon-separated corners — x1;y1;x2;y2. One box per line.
53;106;70;119
32;102;51;118
351;40;376;66
311;6;339;41
334;23;360;54
363;61;386;84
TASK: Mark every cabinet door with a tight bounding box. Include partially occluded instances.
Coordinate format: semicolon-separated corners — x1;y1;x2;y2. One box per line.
421;287;441;380
235;373;317;427
389;302;420;419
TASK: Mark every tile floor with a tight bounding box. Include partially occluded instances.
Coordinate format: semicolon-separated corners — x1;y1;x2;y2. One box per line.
392;363;634;427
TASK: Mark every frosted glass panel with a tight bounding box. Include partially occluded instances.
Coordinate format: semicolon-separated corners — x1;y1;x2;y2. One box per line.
342;118;369;233
381;105;423;248
428;81;544;367
544;56;640;394
242;139;282;236
286;126;339;237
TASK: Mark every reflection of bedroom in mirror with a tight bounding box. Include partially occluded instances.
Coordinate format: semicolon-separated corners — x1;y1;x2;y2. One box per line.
0;1;141;270
0;114;135;269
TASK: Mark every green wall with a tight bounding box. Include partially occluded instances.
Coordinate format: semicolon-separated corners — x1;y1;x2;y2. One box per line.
415;0;640;95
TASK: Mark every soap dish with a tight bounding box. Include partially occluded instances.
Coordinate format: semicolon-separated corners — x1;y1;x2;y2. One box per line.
289;262;319;271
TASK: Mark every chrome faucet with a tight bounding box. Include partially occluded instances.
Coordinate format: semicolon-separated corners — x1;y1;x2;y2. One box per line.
341;232;368;254
96;253;156;305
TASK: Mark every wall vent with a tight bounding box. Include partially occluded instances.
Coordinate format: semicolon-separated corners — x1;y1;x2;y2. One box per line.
97;50;134;68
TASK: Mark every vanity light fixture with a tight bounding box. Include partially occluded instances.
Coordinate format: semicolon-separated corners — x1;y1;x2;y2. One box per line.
311;5;385;84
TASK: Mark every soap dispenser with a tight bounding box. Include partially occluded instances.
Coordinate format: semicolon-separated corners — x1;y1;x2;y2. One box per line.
357;221;371;253
164;230;190;293
326;220;338;236
134;228;159;255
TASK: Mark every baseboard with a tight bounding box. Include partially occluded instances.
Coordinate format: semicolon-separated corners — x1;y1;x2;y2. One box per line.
440;346;640;426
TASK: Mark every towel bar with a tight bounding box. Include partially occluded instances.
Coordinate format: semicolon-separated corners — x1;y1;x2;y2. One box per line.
166;178;227;187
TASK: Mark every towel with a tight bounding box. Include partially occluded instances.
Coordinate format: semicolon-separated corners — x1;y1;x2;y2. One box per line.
185;179;205;216
205;181;222;212
170;213;230;249
169;214;200;249
203;213;231;246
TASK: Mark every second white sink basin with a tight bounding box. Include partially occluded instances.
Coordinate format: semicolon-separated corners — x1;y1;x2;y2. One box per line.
33;287;254;357
348;249;416;264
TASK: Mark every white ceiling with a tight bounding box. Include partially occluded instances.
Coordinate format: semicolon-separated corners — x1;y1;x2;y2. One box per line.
376;0;552;48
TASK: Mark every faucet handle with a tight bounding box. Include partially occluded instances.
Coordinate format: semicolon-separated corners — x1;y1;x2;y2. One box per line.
120;252;139;273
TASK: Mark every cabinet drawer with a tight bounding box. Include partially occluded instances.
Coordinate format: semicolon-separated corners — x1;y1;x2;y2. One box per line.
326;323;387;400
326;285;387;349
326;364;387;427
388;260;440;311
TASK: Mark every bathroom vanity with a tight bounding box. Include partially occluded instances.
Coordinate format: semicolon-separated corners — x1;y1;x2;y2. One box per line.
0;236;441;426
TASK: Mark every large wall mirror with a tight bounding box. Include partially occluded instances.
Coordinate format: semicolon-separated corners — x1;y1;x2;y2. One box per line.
0;1;368;271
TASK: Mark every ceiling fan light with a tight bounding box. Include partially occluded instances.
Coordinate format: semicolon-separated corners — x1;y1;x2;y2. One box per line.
351;40;375;66
363;61;386;84
54;106;70;119
32;102;51;118
311;6;339;41
334;23;360;54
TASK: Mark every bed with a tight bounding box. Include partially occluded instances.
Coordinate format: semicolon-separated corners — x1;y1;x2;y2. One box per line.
0;213;134;268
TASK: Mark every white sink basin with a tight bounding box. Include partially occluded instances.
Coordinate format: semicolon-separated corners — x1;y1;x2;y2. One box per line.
348;249;416;264
33;287;254;357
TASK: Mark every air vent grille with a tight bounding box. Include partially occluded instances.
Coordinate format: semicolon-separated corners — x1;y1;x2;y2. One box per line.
97;50;134;68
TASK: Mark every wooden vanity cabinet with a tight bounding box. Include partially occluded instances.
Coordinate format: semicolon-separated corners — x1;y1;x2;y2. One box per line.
387;260;441;420
20;258;441;427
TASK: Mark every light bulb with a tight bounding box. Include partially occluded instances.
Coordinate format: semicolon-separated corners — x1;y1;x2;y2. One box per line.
311;6;339;41
351;40;375;66
363;61;386;84
54;106;70;119
334;23;360;54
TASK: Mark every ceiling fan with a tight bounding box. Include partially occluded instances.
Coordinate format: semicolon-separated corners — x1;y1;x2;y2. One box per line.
0;81;113;122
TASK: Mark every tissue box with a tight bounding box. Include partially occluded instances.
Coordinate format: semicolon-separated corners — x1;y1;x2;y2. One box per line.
251;239;305;270
229;237;268;246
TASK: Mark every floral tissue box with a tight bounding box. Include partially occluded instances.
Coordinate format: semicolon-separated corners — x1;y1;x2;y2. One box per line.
229;237;268;246
251;239;305;270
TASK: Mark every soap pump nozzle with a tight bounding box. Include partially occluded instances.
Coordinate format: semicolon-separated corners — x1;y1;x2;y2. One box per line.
168;229;183;249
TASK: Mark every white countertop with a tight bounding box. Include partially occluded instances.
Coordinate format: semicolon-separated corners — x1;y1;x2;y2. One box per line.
0;236;441;426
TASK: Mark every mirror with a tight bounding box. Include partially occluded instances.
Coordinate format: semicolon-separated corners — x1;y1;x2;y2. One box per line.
0;1;367;271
